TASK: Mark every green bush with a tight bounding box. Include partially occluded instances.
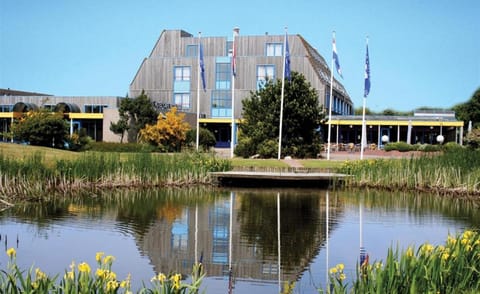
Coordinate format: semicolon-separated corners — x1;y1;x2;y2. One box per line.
442;141;463;152
186;128;216;150
258;139;278;158
384;141;414;152
88;142;157;153
234;137;256;158
417;143;441;152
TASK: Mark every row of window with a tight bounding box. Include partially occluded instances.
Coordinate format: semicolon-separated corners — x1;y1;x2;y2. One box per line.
0;104;108;113
185;42;284;58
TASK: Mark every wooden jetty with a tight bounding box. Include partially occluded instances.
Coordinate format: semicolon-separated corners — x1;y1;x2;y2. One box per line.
210;170;348;187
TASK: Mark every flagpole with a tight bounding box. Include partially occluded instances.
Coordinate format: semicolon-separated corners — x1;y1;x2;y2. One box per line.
361;36;370;160
278;27;288;160
196;32;202;151
327;31;335;161
230;28;239;159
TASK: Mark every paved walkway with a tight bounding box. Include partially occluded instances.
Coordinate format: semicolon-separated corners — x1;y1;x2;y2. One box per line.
213;148;420;169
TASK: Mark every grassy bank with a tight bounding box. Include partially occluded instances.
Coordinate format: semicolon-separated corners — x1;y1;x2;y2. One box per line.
338;148;480;196
0;147;231;201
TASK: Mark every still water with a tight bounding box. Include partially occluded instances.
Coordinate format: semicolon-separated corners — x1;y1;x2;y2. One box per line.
0;188;479;293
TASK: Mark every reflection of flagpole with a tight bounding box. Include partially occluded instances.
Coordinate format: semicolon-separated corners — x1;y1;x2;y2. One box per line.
228;192;234;293
325;190;329;289
195;203;198;264
277;192;281;293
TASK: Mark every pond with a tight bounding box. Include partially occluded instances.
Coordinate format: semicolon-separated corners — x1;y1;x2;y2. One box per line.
0;188;479;293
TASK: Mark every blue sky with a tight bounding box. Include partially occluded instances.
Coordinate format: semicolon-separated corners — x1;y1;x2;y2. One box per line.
1;0;479;112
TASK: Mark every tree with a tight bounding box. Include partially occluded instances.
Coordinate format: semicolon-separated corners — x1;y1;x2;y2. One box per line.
186;128;217;150
11;110;69;148
139;107;190;152
117;91;158;142
236;71;323;158
109;119;128;143
453;88;480;127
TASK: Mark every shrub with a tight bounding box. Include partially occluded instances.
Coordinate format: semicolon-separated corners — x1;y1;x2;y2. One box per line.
258;139;278;158
384;141;414;152
186;128;216;150
234;137;256;158
89;142;157;153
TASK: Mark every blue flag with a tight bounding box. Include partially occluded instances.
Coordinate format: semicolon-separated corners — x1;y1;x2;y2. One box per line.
364;44;370;97
332;37;343;78
284;32;291;81
199;43;206;91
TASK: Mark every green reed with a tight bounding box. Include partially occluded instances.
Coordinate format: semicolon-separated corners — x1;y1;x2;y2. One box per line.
325;230;480;293
0;151;231;200
339;149;480;195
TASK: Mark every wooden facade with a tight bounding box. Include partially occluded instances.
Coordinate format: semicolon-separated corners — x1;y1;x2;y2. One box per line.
129;29;353;120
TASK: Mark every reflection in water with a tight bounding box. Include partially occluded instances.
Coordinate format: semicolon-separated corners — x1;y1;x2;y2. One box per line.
0;188;479;293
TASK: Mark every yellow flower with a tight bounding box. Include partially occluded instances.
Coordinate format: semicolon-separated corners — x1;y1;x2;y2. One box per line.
106;280;119;292
406;247;414;257
107;271;117;281
463;230;475;240
329;267;338;274
6;248;16;258
96;269;106;279
96;252;105;263
442;252;450;261
103;255;115;265
171;273;181;290
78;262;91;274
447;236;457;246
157;273;167;283
336;263;345;271
339;273;346;281
461;238;469;245
35;268;47;280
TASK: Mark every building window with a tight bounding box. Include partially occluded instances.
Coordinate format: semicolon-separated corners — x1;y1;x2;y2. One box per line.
174;93;191;110
0;105;13;112
211;90;231;118
216;62;231;90
266;43;283;56
256;65;275;89
174;66;191;81
186;45;198;57
226;41;233;56
84;105;108;113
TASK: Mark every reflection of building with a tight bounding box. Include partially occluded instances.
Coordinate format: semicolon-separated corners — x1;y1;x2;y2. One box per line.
139;192;342;286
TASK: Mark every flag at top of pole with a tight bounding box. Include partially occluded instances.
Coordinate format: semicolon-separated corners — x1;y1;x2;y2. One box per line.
199;42;206;91
284;32;291;81
332;34;343;79
364;41;371;97
232;28;239;76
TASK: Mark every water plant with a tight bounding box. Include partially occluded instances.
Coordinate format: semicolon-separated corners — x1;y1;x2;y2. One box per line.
0;249;204;293
339;148;480;195
323;230;480;293
0;151;231;200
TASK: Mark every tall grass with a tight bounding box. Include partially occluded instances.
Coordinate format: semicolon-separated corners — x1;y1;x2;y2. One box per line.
339;149;480;195
0;151;231;200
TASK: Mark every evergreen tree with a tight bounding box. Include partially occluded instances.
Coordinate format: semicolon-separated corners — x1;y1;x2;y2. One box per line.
236;71;323;158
